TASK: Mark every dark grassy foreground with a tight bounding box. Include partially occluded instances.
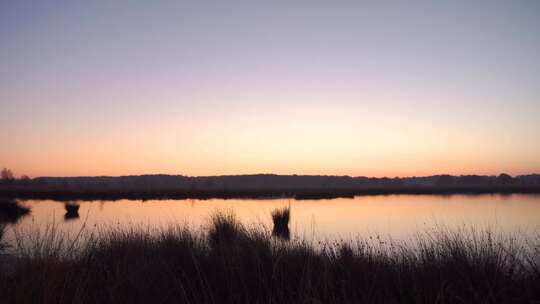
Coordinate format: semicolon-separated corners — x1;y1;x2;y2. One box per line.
1;213;539;304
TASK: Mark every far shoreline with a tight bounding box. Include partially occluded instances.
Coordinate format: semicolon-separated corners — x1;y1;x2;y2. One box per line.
1;173;539;201
1;185;540;201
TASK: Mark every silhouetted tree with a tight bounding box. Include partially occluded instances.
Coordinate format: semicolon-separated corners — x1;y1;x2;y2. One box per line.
1;168;14;183
20;175;31;183
496;173;513;185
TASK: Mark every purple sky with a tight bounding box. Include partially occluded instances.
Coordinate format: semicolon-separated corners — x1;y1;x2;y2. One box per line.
1;1;539;177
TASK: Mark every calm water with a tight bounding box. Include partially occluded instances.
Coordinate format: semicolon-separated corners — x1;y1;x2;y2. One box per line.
3;194;540;248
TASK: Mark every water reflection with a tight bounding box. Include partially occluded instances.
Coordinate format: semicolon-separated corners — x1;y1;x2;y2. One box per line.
272;226;290;240
3;194;540;248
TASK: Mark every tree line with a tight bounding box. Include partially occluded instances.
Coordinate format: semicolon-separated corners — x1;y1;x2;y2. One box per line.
1;168;30;184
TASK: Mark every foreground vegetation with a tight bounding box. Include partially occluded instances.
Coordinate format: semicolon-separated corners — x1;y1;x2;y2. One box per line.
0;212;539;304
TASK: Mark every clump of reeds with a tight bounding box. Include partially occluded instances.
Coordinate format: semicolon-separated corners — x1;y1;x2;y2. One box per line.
0;198;30;223
64;202;80;220
271;206;290;239
207;211;247;248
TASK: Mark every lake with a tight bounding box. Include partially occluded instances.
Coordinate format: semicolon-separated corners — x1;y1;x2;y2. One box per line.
2;194;540;250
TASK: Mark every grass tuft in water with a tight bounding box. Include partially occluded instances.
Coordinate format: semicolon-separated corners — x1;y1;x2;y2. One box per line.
271;206;290;239
0;199;30;224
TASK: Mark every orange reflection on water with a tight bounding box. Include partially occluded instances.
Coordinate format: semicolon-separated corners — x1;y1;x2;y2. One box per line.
5;194;540;246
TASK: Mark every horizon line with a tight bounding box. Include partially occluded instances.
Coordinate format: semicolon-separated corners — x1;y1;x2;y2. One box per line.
28;172;540;179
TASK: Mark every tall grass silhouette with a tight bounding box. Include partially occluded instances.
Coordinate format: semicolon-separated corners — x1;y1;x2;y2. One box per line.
63;202;80;221
0;212;538;303
207;211;247;248
271;205;290;239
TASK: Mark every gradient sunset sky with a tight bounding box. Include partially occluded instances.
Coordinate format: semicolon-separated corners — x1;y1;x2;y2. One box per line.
1;1;539;177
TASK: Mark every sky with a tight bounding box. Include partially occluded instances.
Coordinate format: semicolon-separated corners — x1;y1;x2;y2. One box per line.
1;0;539;177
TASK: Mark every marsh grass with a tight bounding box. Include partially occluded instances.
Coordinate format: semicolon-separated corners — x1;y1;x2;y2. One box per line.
207;211;247;248
0;212;539;303
271;206;290;239
63;203;80;221
0;199;30;224
64;203;80;215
